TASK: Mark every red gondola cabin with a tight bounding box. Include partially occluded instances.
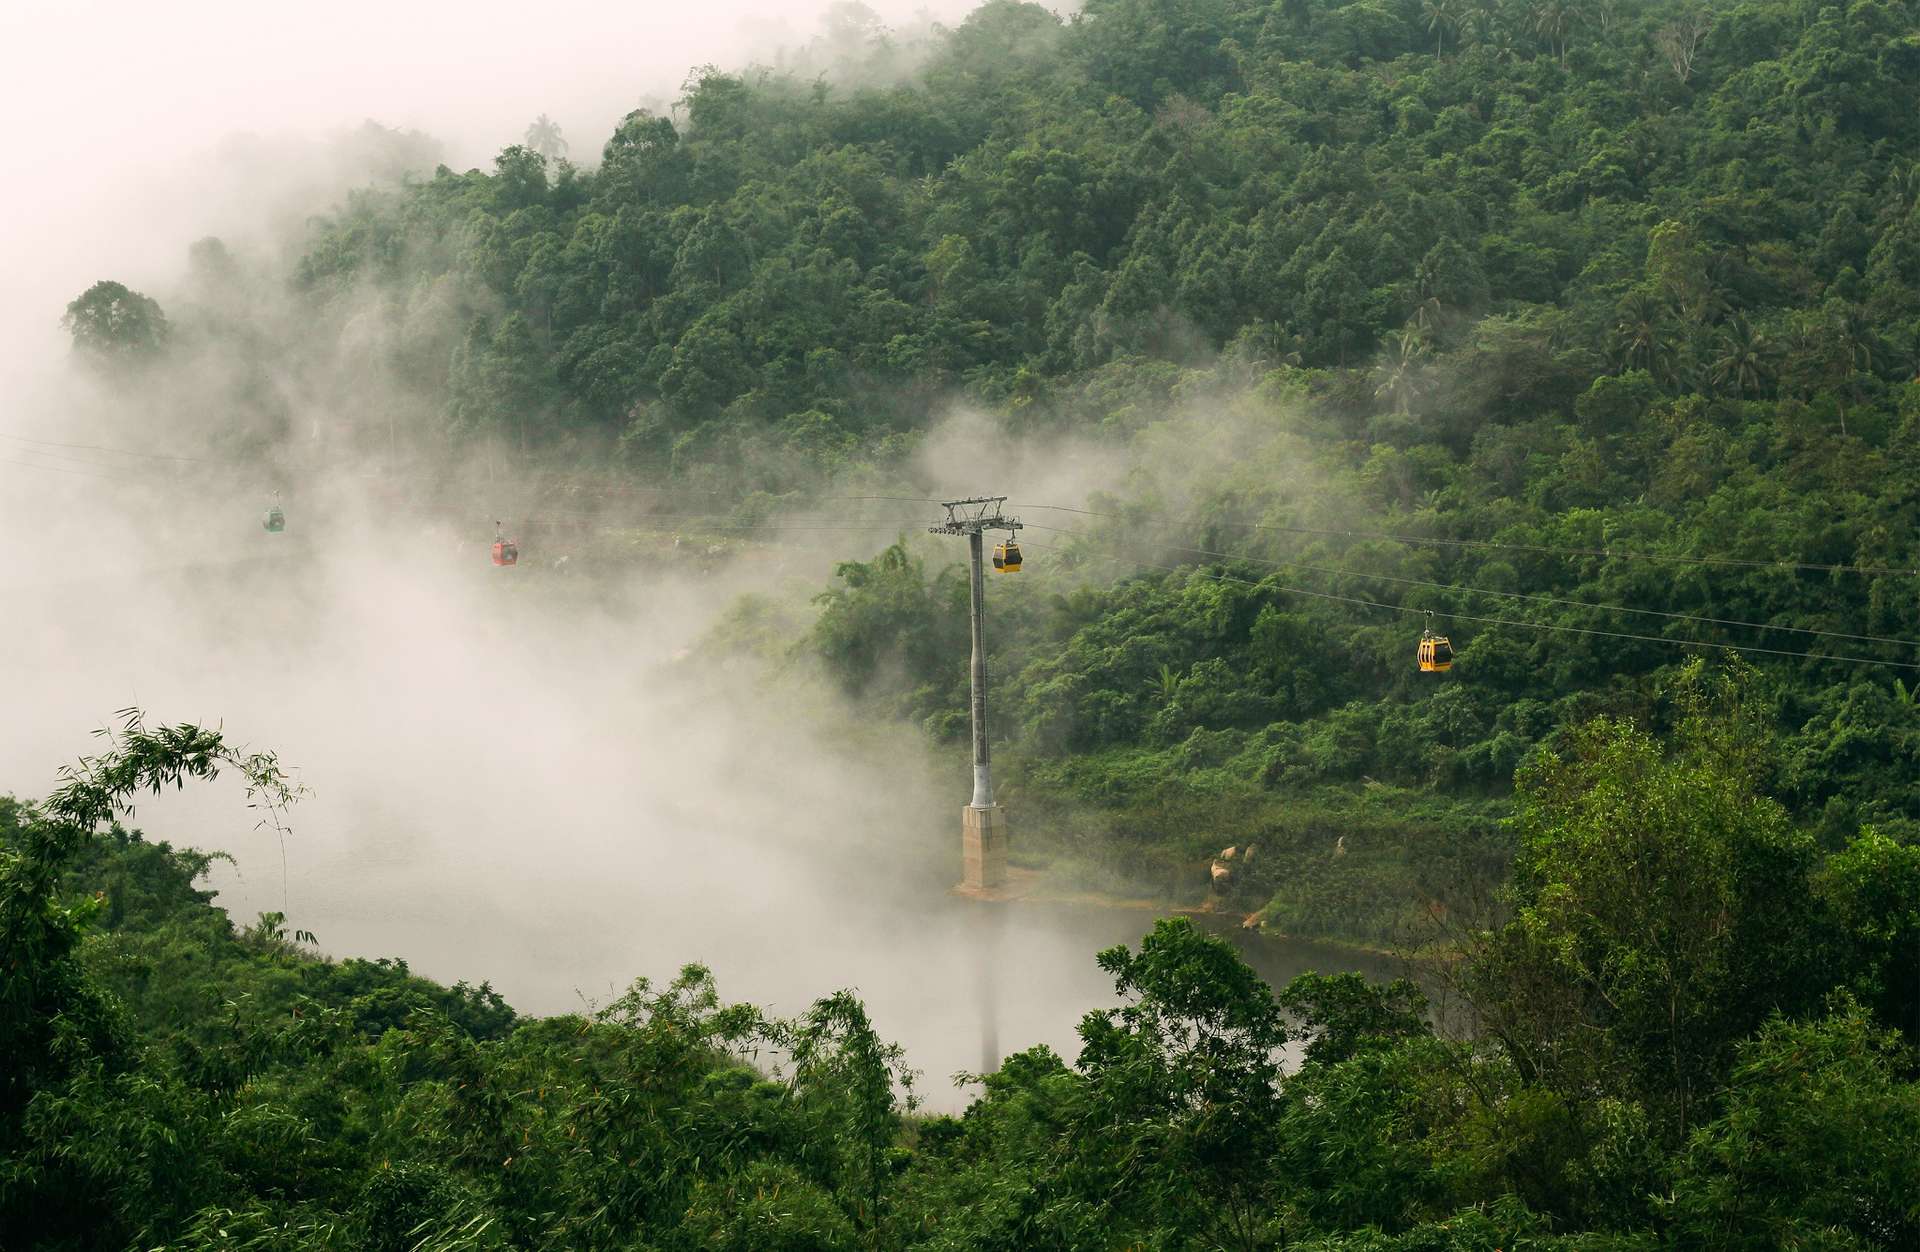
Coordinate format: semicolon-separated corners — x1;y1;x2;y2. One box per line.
492;538;519;566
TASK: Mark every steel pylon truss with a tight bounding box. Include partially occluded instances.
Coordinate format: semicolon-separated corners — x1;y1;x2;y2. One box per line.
929;495;1023;537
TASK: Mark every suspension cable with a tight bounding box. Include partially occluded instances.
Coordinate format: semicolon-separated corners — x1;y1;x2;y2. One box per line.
1021;522;1920;650
1016;537;1920;672
1018;502;1920;580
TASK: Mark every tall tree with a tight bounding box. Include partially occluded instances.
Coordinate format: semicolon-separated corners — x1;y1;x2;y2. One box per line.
1711;314;1771;398
1422;0;1462;56
1530;0;1582;66
1463;667;1830;1142
60;281;169;368
523;113;568;161
0;712;299;1246
1655;11;1713;84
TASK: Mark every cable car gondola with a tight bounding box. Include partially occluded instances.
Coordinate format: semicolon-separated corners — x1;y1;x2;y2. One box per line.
262;493;285;534
1418;612;1453;672
491;521;519;567
992;540;1022;573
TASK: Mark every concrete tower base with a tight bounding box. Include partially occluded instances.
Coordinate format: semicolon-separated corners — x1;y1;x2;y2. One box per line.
961;804;1008;892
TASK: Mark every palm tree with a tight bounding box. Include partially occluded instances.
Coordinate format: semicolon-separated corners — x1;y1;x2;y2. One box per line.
523;114;568;162
1530;0;1583;66
1423;0;1462;55
1410;294;1446;341
1664;277;1726;328
1152;663;1182;707
1611;291;1666;376
1483;23;1521;60
1710;315;1770;398
1781;307;1867;434
1886;163;1920;221
1836;303;1879;375
1374;327;1429;415
1461;0;1504;47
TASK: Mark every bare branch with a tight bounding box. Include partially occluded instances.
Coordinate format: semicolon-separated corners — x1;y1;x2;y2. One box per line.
1654;11;1712;83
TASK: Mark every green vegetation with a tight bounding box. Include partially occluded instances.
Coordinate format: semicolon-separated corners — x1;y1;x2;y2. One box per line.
63;281;170;370
83;0;1920;939
6;686;1920;1248
142;0;1920;487
35;0;1920;1240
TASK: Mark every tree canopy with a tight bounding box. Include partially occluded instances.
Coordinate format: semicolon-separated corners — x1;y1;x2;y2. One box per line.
28;4;1920;1240
6;685;1920;1247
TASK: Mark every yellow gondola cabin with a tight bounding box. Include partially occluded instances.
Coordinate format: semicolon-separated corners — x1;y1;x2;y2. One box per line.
1418;615;1453;672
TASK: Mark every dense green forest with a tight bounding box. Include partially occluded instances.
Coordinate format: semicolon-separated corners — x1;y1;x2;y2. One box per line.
33;0;1920;1242
5;688;1920;1248
85;0;1920;931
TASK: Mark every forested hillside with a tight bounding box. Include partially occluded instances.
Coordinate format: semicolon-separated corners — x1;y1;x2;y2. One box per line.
6;694;1920;1248
273;0;1920;460
71;0;1920;940
28;3;1920;1242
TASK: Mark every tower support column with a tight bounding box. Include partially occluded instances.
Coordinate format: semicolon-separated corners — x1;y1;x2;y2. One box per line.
931;496;1021;894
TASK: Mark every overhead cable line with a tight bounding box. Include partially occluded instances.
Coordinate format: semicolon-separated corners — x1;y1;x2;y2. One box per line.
0;430;215;464
7;422;1904;576
1017;537;1920;673
3;441;169;476
0;455;144;482
14;424;1913;650
1018;503;1920;580
626;523;922;533
0;428;952;510
515;518;922;539
526;501;938;524
1021;522;1920;650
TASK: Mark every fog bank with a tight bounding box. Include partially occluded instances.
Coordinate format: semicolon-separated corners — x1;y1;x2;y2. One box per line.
0;0;986;394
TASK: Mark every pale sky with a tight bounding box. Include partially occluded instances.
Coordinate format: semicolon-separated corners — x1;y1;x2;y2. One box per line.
0;0;988;396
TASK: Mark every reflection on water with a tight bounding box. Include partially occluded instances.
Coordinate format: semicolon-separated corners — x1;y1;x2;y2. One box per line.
200;837;1404;1113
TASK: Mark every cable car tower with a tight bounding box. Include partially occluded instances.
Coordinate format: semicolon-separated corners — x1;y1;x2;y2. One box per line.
931;496;1022;892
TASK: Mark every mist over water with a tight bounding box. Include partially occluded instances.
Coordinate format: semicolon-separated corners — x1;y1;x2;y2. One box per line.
1;457;1391;1106
0;461;1161;1107
0;0;1380;1112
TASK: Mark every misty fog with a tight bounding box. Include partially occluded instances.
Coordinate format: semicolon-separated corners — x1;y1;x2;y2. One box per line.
0;0;1366;1111
0;0;997;391
0;457;1122;1104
